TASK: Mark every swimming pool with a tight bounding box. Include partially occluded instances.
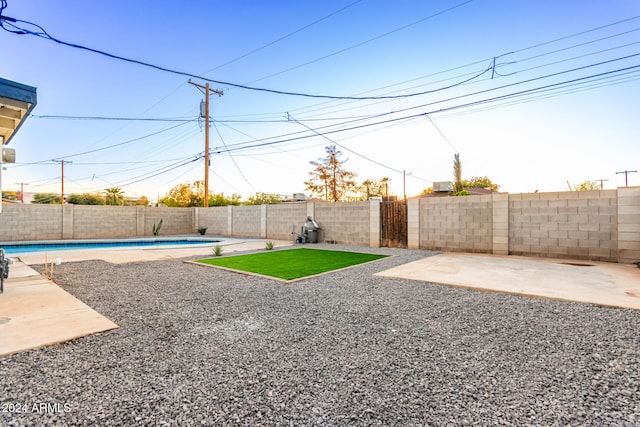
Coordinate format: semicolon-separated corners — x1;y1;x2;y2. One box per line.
0;238;222;255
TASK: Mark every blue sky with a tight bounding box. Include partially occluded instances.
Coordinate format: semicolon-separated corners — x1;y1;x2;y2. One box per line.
2;0;639;201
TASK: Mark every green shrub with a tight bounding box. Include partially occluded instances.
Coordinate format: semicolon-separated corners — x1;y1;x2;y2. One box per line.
265;241;274;250
212;245;224;256
197;226;208;235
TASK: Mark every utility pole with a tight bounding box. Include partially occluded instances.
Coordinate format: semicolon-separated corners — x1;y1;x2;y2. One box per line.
616;170;637;187
15;182;28;202
403;170;406;201
403;170;411;201
594;178;608;190
53;159;71;203
188;80;223;207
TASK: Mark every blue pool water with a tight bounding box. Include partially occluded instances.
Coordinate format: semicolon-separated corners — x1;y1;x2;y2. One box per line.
0;238;221;255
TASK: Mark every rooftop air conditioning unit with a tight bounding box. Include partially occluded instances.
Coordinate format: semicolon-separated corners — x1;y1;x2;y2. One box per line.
433;181;454;192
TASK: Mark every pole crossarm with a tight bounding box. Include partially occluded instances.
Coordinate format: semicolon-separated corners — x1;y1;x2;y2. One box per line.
616;170;637;187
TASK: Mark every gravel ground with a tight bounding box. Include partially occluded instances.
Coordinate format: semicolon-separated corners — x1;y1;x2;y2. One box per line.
1;245;639;426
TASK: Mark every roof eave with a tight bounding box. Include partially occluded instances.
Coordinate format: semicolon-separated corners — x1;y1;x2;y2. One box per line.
0;77;38;145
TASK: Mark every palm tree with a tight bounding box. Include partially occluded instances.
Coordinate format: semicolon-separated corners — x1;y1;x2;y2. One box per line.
104;187;124;206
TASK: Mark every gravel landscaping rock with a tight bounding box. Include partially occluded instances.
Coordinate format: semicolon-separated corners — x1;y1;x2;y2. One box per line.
1;245;639;426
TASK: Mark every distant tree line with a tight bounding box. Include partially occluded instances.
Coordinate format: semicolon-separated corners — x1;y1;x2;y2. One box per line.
157;181;285;207
30;187;149;206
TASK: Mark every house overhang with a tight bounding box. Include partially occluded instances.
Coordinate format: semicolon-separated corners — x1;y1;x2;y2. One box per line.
0;77;37;145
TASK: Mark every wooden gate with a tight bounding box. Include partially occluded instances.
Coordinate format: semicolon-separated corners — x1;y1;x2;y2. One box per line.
380;200;407;248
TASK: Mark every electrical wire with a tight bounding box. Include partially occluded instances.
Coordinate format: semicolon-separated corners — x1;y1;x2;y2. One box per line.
211;121;255;192
279;16;640;119
20;121;192;164
436;70;640;120
509;15;640;57
29;115;195;122
426;115;458;154
12;9;634;129
245;0;475;85
214;62;640;154
0;3;491;101
108;155;202;188
288;116;434;183
202;0;364;75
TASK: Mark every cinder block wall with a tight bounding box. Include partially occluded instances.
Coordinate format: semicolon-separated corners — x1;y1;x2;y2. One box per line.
197;207;228;235
314;201;371;246
410;189;635;263
143;207;194;236
0;204;62;241
618;187;640;264
266;203;307;240
509;190;618;262
71;205;138;238
417;195;494;253
231;205;262;238
1;191;637;263
0;205;195;240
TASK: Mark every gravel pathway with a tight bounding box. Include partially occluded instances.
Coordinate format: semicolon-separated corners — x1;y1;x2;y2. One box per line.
1;245;639;426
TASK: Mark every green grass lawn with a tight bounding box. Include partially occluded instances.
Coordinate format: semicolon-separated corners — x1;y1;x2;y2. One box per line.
196;248;388;281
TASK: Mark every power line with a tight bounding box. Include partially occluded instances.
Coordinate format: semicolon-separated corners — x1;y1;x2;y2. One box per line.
509;15;640;56
109;155;202;188
435;71;640;120
211;121;255;193
0;3;491;101
245;0;475;85
304;51;640;125
19;121;192;164
29;115;196;122
290;116;433;183
214;62;640;155
202;0;364;75
281;16;640;119
425;115;458;154
10;7;634;129
27;30;638;129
